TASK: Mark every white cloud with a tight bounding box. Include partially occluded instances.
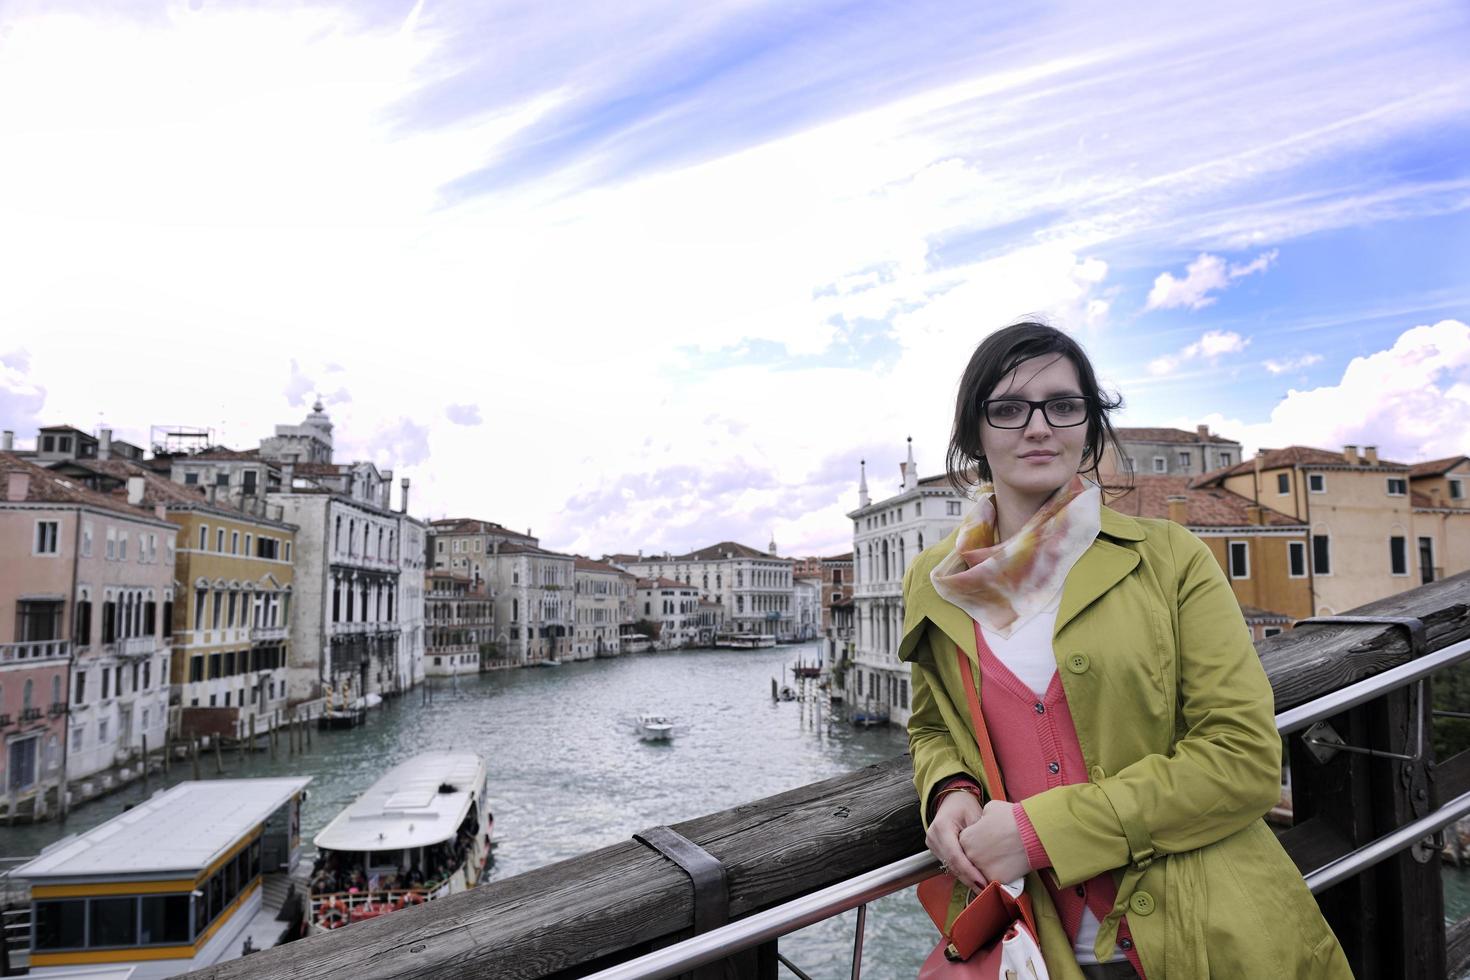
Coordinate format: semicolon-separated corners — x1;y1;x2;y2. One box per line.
1147;330;1251;376
1180;320;1470;463
1145;249;1278;311
1263;353;1324;375
445;404;482;426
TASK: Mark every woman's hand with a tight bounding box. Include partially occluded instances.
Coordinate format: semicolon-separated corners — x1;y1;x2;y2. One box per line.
926;791;988;892
957;800;1030;885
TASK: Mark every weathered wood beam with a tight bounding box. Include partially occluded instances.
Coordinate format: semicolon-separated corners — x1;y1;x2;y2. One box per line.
185;756;924;980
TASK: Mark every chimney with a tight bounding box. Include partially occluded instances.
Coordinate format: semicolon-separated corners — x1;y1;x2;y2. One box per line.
1342;444;1357;465
1364;446;1378;466
99;427;112;461
1245;504;1262;525
155;504;167;520
858;459;870;508
399;477;410;514
281;462;294;493
127;476;145;506
1196;424;1209;439
1166;494;1188;525
904;437;918;492
1;430;12;451
7;471;31;501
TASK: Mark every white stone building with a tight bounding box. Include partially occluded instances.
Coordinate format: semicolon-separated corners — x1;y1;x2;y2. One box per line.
634;577;703;649
793;575;821;641
487;543;576;664
846;440;966;727
573;558;635;659
615;539;795;637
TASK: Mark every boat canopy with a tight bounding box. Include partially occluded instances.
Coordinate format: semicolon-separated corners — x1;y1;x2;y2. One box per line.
314;751;485;853
13;778;310;883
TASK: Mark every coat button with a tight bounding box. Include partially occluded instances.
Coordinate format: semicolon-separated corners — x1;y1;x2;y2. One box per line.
1119;938;1134;951
1066;652;1090;674
1089;765;1105;782
1129;891;1155;916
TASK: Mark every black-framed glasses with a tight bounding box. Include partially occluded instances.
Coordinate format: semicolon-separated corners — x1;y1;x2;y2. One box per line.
980;396;1090;429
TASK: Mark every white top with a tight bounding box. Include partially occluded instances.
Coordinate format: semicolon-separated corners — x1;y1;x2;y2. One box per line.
14;778;310;881
314;751;485;853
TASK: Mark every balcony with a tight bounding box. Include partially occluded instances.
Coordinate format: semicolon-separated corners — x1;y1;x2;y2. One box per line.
48;701;67;718
252;625;288;643
20;707;43;722
0;639;71;665
117;636;158;658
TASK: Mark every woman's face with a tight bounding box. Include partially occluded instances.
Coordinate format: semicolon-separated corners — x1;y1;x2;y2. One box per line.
978;354;1090;500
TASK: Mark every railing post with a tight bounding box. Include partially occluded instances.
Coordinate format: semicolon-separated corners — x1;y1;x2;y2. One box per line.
1288;679;1444;977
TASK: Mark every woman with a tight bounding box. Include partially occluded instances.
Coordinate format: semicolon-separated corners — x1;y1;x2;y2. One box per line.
901;322;1350;978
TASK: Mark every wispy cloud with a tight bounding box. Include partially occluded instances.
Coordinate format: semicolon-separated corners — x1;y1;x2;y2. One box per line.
445;404;482;426
1145;250;1278;311
1147;330;1251;376
1263;353;1324;375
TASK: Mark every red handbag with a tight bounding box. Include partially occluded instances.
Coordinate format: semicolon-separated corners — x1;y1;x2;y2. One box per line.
916;645;1047;979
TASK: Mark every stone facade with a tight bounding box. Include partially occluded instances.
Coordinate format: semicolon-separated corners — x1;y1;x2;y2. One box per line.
573;558;635;659
634;577;703;649
616;539;795;637
1104;425;1242;477
424;570;494;675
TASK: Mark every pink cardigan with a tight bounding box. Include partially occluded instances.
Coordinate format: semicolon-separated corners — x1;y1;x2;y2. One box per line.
960;625;1147;976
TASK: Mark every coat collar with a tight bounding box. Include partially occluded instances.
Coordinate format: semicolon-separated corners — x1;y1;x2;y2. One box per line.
901;505;1146;661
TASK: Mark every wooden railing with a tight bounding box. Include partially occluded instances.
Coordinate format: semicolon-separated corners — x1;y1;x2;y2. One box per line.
187;571;1470;980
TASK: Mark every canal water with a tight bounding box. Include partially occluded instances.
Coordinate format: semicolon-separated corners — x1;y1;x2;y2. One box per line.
0;643;934;979
9;642;1470;978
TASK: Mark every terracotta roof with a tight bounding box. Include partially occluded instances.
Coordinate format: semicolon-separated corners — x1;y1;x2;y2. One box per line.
293;462;346;476
493;541;574;559
37;425;96;439
1408;455;1469;478
0;453;167;522
1239;605;1291;623
429;518;535;540
1114;427;1240;446
1195;445;1411;485
56;459;293;527
1107;475;1303;527
601;553;643;564
679;541;784;561
917;474;957;489
822;552;854;563
181;447;267;463
574;557;631;575
637;577;700;590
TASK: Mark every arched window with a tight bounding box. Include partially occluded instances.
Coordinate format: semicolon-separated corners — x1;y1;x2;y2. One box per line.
23;678;34;710
52;675;61;705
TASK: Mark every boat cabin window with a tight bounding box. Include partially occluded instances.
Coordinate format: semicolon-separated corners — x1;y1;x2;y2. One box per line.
140;895;192;944
33;900;86;950
90;896;139;947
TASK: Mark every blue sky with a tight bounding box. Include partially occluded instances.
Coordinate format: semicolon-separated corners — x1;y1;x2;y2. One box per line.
1;0;1467;556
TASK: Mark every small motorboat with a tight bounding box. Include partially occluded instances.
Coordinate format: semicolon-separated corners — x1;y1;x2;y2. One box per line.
635;713;674;741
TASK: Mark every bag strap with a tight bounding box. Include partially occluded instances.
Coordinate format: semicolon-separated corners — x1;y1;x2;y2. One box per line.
958;624;1008;803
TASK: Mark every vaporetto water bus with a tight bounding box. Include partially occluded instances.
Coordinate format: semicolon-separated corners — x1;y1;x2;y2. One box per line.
12;777;311;979
305;751;490;932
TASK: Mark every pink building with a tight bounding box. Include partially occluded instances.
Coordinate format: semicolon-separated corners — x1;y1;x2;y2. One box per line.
0;453;177;821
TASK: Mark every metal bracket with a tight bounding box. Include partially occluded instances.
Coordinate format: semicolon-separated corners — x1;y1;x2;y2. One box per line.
634;826;730;936
1295;615;1427;658
1300;680;1428;764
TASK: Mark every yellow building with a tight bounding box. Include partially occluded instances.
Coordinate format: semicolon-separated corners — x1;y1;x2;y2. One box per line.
1409;455;1470;583
59;462;298;737
1109;475;1311;639
1198;445;1418;616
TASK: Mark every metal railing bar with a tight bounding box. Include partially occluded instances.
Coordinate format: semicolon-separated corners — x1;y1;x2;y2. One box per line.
582;853;938;980
1305;788;1470;893
850;903;866;980
1275;637;1470;734
775;951;815;980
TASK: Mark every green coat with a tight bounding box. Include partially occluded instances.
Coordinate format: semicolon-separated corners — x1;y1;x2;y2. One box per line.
901;506;1351;978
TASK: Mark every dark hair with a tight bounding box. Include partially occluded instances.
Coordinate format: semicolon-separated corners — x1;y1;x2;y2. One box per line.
944;320;1125;493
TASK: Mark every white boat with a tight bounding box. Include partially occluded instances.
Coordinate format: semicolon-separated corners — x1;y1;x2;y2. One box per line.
12;777;311;979
307;751;491;933
714;632;777;649
635;713;674;741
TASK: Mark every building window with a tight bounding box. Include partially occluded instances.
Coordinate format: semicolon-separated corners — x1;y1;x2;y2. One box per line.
1277;473;1289;495
1386;477;1407;496
34;520;59;555
1308;473;1326;493
1288;540;1307;578
1177;451;1190;468
183;472;199;485
215;472;229;487
74;671;86;705
243;470;257;494
1220;453;1233;466
231;531;239;555
1152;456;1167;473
81;521;93;557
946;501;961;516
1312;534;1331;576
216;528;225;552
1390;536;1408;576
1450;479;1464;500
1263;627;1284;638
199;525;209;550
1228;541;1249;579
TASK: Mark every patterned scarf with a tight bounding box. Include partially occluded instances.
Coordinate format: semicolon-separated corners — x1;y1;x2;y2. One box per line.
929;475;1101;638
